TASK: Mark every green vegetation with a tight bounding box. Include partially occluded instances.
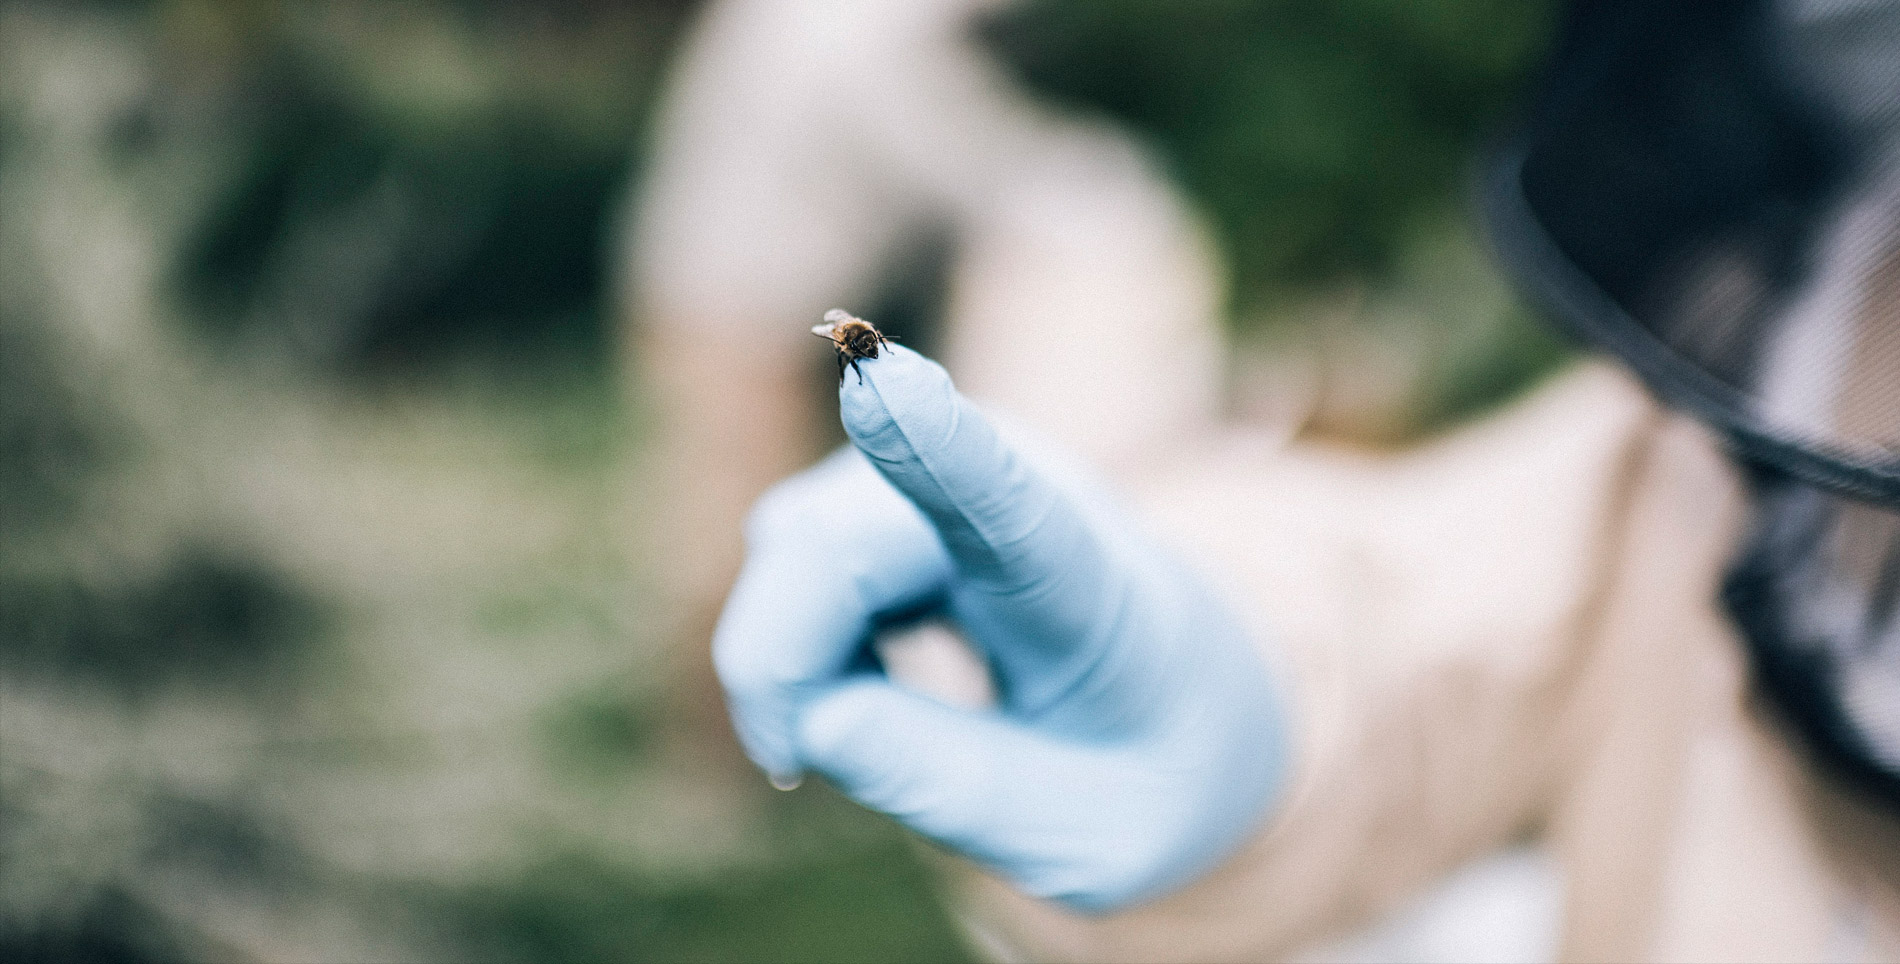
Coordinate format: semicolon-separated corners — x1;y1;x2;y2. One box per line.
984;0;1560;320
984;0;1574;435
436;835;972;964
167;2;694;379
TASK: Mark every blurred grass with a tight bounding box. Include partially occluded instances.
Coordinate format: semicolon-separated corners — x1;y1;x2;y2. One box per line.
433;830;972;964
0;318;107;538
0;546;325;694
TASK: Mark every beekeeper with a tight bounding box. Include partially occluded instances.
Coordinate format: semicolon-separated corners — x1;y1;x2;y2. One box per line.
713;1;1900;959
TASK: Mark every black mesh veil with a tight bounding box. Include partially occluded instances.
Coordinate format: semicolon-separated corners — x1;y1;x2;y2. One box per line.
1481;0;1900;807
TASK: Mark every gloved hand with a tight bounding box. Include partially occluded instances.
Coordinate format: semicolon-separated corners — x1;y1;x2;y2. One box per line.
713;343;1289;912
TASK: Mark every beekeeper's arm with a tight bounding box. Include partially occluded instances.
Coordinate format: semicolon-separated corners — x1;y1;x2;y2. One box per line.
716;343;1657;957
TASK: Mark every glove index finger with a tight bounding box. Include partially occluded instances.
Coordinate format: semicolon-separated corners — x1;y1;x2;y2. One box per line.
840;345;1117;648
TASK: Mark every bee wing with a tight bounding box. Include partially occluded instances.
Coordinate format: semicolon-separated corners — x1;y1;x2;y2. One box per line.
812;324;838;338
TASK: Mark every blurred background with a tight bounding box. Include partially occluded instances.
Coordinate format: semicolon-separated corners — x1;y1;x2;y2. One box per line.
1;1;1569;960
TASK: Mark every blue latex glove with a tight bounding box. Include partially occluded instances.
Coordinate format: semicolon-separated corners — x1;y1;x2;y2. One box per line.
713;343;1288;912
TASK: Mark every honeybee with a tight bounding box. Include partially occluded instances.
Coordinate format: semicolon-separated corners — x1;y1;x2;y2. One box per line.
812;308;894;384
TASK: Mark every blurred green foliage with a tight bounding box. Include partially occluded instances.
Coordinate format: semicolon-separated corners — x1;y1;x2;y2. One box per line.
982;0;1560;322
178;97;626;371
435;834;972;964
535;685;661;778
0;889;195;964
0;311;321;695
168;2;696;378
0;318;104;537
0;547;323;693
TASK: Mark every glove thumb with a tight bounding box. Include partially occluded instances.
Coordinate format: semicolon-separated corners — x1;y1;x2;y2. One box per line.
794;678;1183;911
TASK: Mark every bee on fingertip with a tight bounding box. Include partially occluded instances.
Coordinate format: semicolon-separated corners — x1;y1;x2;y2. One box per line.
812;309;894;384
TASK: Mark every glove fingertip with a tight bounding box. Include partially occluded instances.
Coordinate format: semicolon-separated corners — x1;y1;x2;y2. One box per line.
796;681;960;813
840;345;959;464
794;680;888;774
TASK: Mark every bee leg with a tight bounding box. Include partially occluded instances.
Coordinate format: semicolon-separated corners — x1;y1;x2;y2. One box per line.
851;357;865;384
835;352;846;383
